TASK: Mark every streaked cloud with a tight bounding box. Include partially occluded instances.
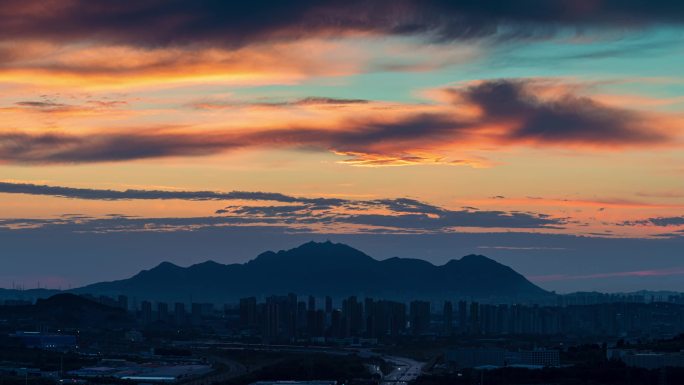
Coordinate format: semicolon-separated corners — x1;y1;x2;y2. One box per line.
0;181;318;201
215;197;564;230
0;79;676;166
0;209;563;233
0;181;564;231
4;98;127;115
190;96;370;110
3;1;684;49
621;216;684;227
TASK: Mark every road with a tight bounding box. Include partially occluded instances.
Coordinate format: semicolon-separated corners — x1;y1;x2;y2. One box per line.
380;356;425;385
186;342;425;385
180;354;247;385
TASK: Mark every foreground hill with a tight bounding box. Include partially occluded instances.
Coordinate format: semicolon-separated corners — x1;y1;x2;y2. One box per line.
0;293;132;329
77;241;552;303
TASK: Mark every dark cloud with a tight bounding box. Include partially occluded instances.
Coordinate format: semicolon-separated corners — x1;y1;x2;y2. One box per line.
621;216;684;227
0;114;464;164
298;113;464;154
191;96;369;110
6;99;128;114
2;1;684;48
0;131;244;163
456;79;668;145
0;207;561;232
15;101;69;109
0;181;344;203
0;181;563;230
290;97;369;106
216;196;563;230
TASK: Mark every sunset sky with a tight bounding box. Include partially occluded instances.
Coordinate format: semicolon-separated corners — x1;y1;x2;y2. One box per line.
1;1;683;293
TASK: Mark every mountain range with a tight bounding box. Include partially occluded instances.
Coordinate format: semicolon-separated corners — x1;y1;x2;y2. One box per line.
70;241;552;303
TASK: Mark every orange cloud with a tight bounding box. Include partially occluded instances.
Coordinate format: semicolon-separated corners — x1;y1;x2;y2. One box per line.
0;40;364;89
0;79;680;167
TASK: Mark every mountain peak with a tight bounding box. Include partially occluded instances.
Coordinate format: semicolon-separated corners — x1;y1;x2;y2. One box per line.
295;240;343;250
132;260;184;280
190;260;222;268
251;241;373;265
460;254;496;263
154;261;181;270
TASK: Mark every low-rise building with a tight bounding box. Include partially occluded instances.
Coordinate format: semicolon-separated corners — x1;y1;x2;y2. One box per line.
608;348;684;369
251;381;337;385
10;331;77;350
68;360;212;383
446;348;560;369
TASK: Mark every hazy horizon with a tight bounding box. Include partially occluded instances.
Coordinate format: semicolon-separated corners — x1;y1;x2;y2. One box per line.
3;237;684;294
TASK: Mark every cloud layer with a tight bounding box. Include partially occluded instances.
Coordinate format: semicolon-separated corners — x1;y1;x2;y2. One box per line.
0;181;564;231
0;79;674;165
621;216;684;227
456;79;668;145
3;0;684;48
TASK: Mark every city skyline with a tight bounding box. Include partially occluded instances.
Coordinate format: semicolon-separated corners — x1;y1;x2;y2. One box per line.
1;1;684;292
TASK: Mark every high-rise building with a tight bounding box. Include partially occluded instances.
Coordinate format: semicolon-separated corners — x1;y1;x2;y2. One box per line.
458;300;467;333
443;301;453;335
157;302;169;322
239;297;258;329
308;295;316;312
367;299;404;338
191;303;202;324
470;302;480;334
331;309;343;338
200;303;214;317
410;300;430;335
140;300;152;324
342;296;363;336
264;297;280;343
391;302;407;336
297;301;307;331
117;295;129;311
174;302;186;324
325;296;333;313
364;298;375;337
313;309;326;337
286;293;298;339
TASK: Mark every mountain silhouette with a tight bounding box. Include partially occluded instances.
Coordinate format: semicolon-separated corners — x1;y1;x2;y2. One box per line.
75;241;551;303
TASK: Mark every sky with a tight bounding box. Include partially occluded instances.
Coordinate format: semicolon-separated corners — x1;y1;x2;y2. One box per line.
1;0;683;293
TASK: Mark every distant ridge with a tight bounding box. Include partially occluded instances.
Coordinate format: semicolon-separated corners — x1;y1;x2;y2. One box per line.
74;241;552;303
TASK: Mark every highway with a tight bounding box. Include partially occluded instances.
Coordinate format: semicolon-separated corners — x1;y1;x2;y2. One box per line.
187;342;425;385
380;355;425;385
